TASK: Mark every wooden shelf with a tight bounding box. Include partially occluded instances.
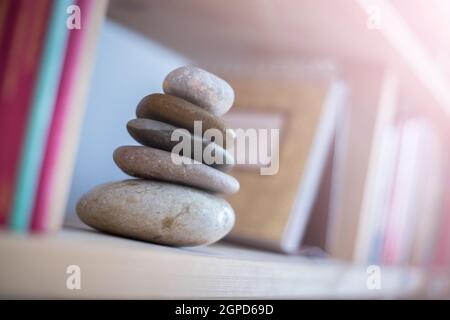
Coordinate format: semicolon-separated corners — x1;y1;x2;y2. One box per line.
0;228;423;298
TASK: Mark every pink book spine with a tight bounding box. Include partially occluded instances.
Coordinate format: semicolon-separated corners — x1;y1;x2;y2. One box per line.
31;0;93;231
0;0;50;226
380;123;404;265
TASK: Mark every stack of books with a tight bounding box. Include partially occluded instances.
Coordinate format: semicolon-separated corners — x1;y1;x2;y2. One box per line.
0;0;107;233
327;68;450;269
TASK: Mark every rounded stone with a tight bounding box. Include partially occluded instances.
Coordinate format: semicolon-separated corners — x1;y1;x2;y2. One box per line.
163;66;234;116
127;118;234;171
136;93;236;145
113;146;240;194
76;179;235;246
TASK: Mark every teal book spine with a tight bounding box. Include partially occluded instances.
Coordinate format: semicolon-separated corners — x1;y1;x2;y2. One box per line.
10;0;73;232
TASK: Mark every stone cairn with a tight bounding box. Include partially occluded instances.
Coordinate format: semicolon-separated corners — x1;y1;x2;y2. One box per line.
76;66;239;247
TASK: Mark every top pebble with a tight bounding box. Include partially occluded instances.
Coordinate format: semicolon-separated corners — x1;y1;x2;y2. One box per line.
163;66;234;116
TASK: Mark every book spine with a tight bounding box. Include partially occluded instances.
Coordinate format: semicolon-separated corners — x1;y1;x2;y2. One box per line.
381;120;425;265
9;0;73;232
409;126;445;267
47;0;108;231
3;0;51;227
0;0;50;226
432;168;450;269
31;0;93;231
0;0;18;87
0;0;12;49
0;0;20;225
380;123;404;265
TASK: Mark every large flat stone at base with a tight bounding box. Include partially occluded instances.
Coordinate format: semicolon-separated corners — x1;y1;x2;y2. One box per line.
76;179;235;247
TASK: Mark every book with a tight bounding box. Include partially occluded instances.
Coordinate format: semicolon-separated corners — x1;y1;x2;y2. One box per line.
0;0;50;226
212;62;346;253
374;116;448;267
367;124;400;264
325;65;398;261
10;0;73;232
353;70;399;264
0;0;13;55
381;120;437;265
0;0;24;226
32;0;108;232
0;0;19;91
432;169;450;269
301;135;335;252
409;122;446;266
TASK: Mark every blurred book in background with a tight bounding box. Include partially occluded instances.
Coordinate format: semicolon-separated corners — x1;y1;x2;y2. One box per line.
210;62;347;253
379;117;446;267
325;64;393;261
325;69;449;270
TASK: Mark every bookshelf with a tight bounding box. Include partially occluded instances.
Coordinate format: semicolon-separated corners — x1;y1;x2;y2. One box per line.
2;0;450;299
0;228;424;299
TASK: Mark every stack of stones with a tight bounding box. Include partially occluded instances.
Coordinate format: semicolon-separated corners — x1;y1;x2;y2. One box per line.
76;66;239;247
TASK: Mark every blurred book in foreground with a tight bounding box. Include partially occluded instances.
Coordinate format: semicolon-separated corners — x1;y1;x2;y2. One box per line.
0;0;107;233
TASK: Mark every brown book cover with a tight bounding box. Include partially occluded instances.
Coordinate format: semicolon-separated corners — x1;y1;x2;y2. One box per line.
210;63;346;253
